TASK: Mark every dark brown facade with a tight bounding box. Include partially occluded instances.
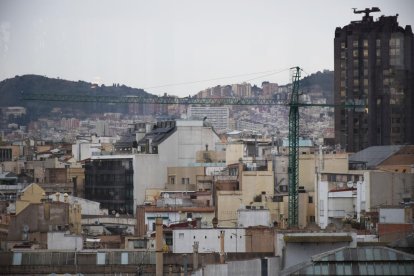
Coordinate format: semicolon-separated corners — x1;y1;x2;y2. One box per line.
7;202;69;248
334;11;414;152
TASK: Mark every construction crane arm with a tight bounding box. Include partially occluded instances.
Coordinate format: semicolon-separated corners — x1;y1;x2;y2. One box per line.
22;93;365;108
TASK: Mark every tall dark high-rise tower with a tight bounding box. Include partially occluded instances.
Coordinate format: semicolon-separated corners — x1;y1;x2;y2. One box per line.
334;8;414;152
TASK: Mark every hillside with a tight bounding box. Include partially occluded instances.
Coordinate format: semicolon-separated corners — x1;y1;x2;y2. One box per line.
300;70;334;103
0;75;152;120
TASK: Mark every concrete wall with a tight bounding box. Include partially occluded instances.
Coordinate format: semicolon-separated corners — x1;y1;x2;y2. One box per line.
368;171;414;210
172;228;246;253
217;191;244;227
200;264;228;276
227;259;261;275
47;232;83;250
8;202;69;245
15;183;44;214
378;223;414;242
241;170;274;204
133;122;220;207
237;209;271;227
225;143;244;165
284;241;350;269
380;208;405;223
192;257;280;276
166;166;205;191
49;194;106;216
245;228;275;253
276;232;357;270
134;154;164;207
72;142;101;162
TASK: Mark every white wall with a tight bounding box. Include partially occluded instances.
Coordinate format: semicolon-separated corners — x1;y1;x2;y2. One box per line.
237;209;272;227
276;232;357;269
47;232;83;250
318;181;329;228
379;208;405;223
134;154;164;207
72;142;101;161
327;191;356;218
145;212;180;232
134;121;220;207
172;228;246;253
356;179;367;220
49;194;107;216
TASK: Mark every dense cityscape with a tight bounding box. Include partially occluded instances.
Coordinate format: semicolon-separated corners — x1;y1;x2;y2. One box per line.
0;3;414;276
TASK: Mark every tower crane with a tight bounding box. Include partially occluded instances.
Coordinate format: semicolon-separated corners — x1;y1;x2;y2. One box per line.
23;66;363;227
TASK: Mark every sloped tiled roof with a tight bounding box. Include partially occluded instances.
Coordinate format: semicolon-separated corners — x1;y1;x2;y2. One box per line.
349;145;404;169
137;126;176;146
282;246;414;275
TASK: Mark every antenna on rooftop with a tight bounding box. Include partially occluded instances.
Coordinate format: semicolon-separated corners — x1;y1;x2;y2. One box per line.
353;7;381;18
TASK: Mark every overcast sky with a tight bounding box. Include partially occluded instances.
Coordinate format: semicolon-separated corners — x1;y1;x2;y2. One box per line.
0;0;413;97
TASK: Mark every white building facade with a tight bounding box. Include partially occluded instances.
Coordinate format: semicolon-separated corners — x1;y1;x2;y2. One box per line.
317;170;414;229
188;106;229;131
172;228;246;253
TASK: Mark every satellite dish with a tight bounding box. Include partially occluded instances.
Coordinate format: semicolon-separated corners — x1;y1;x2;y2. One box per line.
23;225;29;232
346;181;354;188
163;193;170;199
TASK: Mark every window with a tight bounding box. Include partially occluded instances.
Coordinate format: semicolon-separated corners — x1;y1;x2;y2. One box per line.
133;240;147;249
181;178;189;185
353;79;359;86
353;50;358;57
309;216;316;223
353;40;358;48
308;196;313;203
279;185;288;192
169;176;175;185
273;195;283;202
353;70;358;77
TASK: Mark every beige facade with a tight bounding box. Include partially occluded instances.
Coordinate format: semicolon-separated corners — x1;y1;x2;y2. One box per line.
216;150;349;229
15;183;45;214
0;145;20;161
195;150;226;163
166;166;205;191
216;190;244;227
225;143;244;165
69;203;82;235
67;167;85;198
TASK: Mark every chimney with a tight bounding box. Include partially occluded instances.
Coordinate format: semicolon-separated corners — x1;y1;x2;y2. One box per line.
219;230;225;264
155;217;164;276
193;241;199;270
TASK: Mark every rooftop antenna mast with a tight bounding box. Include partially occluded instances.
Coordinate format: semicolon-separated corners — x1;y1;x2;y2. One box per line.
352;7;381;21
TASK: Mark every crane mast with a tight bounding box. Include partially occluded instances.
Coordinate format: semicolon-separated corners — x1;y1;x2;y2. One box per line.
288;66;301;228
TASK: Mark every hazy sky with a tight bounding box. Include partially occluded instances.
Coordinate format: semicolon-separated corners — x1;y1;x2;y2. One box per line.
0;0;413;97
